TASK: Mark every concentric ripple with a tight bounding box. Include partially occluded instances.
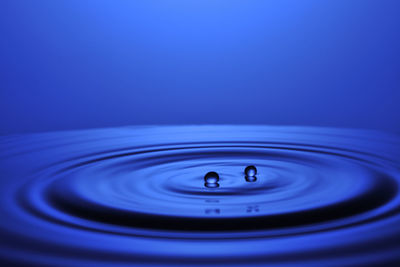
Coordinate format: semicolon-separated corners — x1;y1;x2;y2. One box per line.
0;126;399;266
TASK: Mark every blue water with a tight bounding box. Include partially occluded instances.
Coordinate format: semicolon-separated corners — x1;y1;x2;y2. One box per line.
0;125;399;266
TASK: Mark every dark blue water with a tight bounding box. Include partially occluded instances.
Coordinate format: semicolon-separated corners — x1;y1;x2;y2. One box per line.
0;126;400;266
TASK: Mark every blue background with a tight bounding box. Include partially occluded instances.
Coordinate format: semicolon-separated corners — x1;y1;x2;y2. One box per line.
1;0;399;134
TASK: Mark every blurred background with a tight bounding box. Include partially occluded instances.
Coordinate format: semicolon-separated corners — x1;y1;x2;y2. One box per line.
0;0;399;135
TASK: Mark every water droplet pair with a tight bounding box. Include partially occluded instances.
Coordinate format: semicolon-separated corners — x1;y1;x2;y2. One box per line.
204;165;258;188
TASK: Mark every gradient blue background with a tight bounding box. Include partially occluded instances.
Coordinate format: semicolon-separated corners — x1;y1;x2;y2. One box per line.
1;0;399;134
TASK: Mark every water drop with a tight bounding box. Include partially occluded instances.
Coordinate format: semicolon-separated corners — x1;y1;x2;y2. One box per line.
204;171;219;184
245;165;257;177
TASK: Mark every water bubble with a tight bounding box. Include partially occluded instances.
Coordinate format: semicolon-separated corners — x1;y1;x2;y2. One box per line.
245;165;257;177
204;171;219;184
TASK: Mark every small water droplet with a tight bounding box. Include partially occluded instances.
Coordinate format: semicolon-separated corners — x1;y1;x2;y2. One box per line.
204;171;219;184
245;165;257;177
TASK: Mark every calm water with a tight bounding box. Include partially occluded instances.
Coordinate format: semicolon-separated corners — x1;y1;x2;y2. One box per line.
0;125;399;266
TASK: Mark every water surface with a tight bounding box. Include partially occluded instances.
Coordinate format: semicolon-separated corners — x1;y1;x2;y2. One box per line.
0;125;399;266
